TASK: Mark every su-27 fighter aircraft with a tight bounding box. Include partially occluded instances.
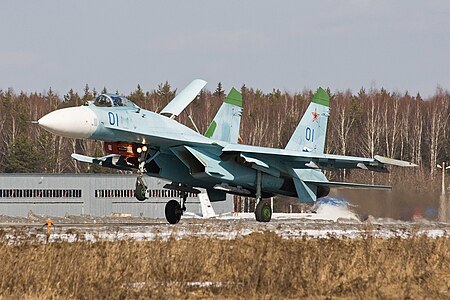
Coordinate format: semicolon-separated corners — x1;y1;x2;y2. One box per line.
37;79;417;224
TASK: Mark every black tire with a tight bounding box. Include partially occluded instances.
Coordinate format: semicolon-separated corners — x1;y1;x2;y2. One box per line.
134;182;147;201
165;200;182;224
255;200;272;222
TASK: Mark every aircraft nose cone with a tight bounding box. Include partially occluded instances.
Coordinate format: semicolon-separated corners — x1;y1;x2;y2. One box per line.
38;106;98;139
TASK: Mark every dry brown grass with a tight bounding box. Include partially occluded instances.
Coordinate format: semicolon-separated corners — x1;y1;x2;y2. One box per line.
0;231;449;299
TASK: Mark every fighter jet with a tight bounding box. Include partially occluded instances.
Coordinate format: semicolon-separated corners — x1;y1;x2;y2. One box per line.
37;79;416;224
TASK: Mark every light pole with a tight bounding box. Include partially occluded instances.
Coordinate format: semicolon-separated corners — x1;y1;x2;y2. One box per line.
437;162;450;195
437;162;450;221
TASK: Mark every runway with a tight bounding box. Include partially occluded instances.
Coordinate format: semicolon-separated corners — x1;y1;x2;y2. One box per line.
0;215;448;245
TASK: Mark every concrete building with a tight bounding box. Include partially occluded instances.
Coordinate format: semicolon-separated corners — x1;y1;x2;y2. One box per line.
0;173;233;218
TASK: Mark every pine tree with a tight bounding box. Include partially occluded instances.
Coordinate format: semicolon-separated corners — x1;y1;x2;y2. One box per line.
3;134;40;173
156;81;176;105
82;84;94;102
63;89;81;107
128;84;145;106
88;144;105;173
213;82;225;97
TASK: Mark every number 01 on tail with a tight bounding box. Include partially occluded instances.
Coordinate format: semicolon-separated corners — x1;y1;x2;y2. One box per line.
306;127;314;142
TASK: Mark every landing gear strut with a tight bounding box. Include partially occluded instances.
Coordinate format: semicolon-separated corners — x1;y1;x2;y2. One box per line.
254;170;272;222
134;145;149;201
165;191;187;224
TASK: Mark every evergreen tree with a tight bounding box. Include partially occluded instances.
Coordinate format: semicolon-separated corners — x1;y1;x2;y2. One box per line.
156;81;176;105
82;84;94;102
269;88;281;101
88;144;105;173
3;134;40;173
416;92;423;101
36;131;57;172
128;84;146;105
213;82;225;97
63;89;81;107
240;84;247;95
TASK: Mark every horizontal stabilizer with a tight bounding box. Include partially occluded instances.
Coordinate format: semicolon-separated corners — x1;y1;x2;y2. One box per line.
374;155;418;167
160;79;207;117
304;180;392;190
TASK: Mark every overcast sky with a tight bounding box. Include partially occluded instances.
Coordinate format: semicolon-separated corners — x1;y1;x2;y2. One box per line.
1;1;449;97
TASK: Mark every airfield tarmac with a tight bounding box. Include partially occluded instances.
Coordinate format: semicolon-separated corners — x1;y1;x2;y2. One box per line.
0;212;448;244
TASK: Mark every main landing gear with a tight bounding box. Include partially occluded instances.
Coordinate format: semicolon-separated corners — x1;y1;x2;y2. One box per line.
255;200;272;222
165;192;187;224
254;170;272;222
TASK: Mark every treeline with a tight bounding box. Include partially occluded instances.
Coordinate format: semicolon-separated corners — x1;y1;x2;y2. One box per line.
0;83;449;191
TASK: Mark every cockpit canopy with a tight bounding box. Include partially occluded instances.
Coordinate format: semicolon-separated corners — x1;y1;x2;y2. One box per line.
93;94;136;108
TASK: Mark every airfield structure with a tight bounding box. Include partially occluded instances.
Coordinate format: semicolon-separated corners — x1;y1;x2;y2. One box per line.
437;162;450;222
0;173;232;218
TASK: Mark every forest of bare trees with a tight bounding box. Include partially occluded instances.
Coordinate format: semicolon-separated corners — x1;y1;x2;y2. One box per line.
1;83;449;194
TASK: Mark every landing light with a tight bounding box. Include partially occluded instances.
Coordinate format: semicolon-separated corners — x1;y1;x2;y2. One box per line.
142;146;148;152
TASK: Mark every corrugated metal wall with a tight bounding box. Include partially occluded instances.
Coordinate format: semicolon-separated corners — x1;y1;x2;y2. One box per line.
0;174;233;218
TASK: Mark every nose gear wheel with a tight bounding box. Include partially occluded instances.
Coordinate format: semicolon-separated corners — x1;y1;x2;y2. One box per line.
134;175;148;201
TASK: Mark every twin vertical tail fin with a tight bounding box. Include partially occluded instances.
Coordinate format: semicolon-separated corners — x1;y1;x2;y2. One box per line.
287;88;330;203
285;87;330;154
205;88;243;144
205;86;329;151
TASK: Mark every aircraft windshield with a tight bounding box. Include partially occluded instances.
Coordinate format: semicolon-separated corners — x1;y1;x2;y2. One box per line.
94;94;137;108
94;95;112;107
110;95;124;106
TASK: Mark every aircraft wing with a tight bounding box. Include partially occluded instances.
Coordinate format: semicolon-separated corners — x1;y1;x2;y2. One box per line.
222;144;417;172
160;79;207;117
218;144;415;202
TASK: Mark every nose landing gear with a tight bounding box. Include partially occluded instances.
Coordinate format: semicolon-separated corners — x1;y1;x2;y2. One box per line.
134;175;148;201
134;145;150;201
